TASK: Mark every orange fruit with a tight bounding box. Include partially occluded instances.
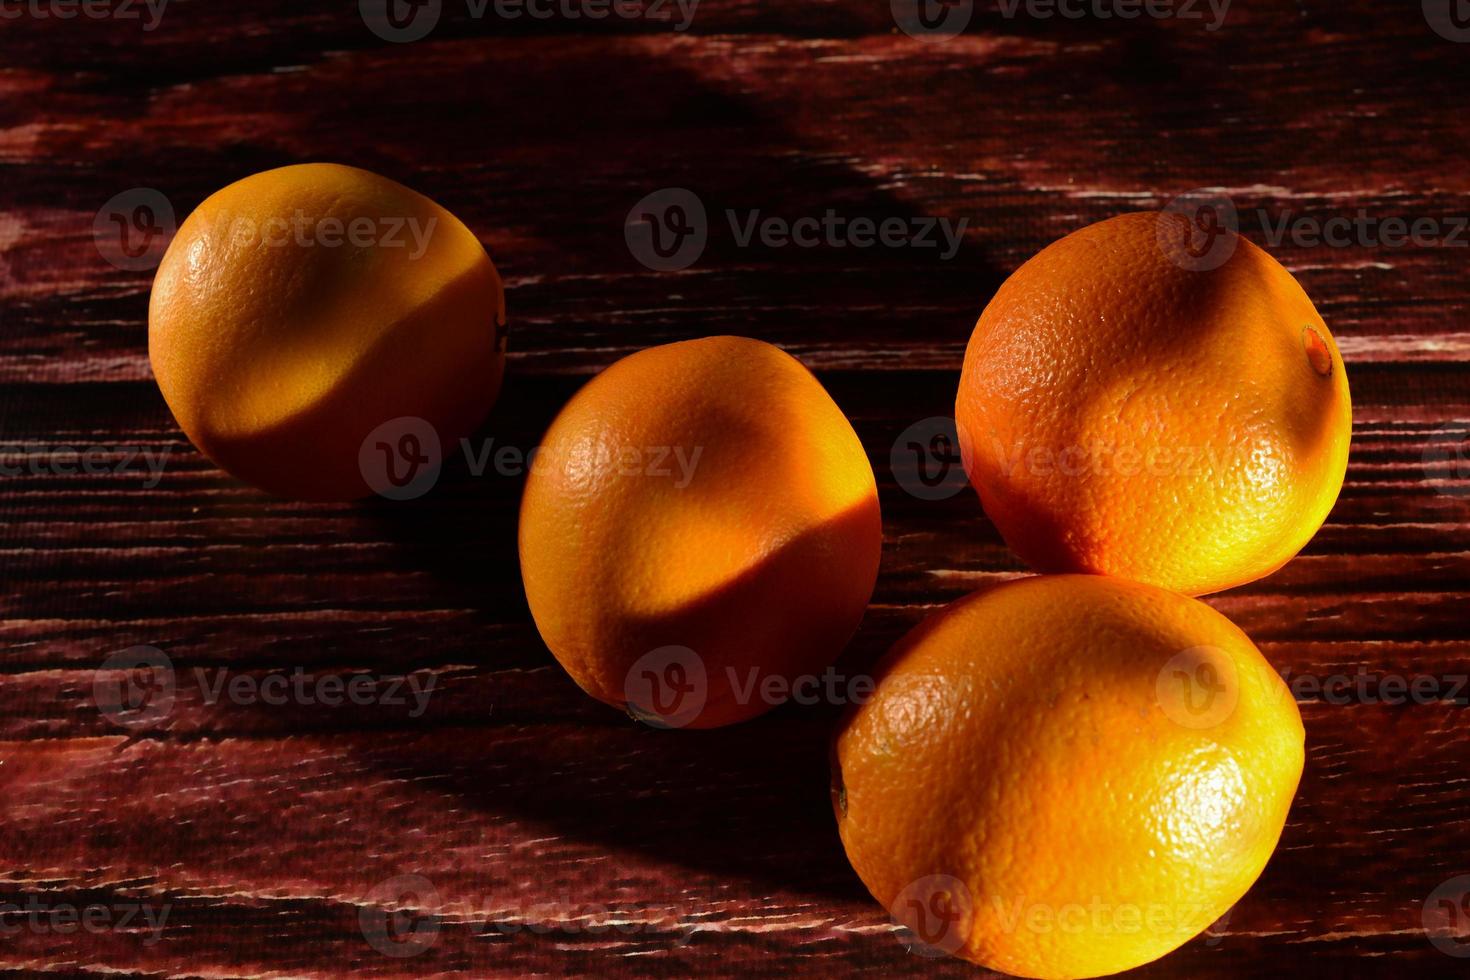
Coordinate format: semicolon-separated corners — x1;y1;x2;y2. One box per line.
955;211;1351;595
149;163;505;500
519;336;882;729
833;574;1303;979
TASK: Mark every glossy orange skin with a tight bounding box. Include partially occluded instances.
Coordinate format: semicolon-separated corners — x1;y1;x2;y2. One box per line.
956;212;1352;595
833;575;1304;979
149;163;505;500
519;336;882;729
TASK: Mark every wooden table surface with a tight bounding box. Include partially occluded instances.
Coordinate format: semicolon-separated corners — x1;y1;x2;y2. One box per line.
3;1;1468;976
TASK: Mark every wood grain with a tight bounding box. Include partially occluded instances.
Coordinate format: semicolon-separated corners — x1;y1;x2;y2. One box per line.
2;0;1468;976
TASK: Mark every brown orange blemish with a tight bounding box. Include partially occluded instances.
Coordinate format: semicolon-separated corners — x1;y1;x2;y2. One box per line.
1303;325;1333;378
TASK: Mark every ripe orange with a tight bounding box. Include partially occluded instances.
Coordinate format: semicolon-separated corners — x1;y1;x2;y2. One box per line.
955;211;1351;595
832;574;1304;979
149;163;505;500
519;336;882;729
